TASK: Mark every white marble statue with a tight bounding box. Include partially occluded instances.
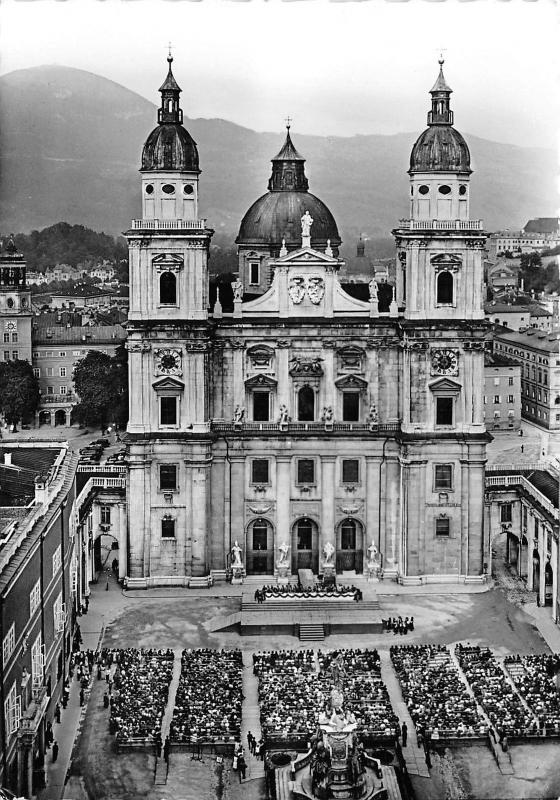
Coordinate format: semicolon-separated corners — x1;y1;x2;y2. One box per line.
321;406;333;423
232;279;243;301
233;405;245;424
231;540;243;567
278;404;289;424
301;210;314;239
367;541;380;567
323;541;335;565
277;541;290;567
368;279;378;302
367;403;378;425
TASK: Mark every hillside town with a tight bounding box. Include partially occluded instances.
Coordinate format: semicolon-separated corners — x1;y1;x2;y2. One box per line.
1;7;560;800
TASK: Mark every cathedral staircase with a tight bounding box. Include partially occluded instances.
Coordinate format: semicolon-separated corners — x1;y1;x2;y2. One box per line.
298;623;325;642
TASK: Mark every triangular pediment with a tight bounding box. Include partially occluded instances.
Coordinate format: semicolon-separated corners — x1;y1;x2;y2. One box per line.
152;376;185;391
244;374;278;389
276;246;339;266
334;374;369;390
429;377;462;394
152;253;184;270
431;253;462;265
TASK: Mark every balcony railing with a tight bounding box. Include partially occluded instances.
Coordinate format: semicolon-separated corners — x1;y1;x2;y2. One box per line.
485;474;558;521
41;393;78;405
211;421;400;434
398;219;483;231
130;218;207;230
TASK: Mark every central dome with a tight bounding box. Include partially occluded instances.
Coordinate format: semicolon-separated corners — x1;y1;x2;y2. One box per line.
409;125;471;174
141;124;199;172
236;128;341;253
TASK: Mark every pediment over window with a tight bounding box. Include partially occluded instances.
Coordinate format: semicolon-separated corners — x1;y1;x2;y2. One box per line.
152;253;184;272
429;377;462;395
431;253;462;272
337;345;365;370
334;374;369;390
152;376;185;391
245;374;278;389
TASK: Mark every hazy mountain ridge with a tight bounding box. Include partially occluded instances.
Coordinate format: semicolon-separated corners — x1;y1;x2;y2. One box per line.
0;65;556;255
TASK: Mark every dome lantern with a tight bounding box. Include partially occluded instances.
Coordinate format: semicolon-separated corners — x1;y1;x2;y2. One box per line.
157;52;183;125
268;124;309;192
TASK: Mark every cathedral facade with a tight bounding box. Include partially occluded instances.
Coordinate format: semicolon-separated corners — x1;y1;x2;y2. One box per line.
124;57;490;587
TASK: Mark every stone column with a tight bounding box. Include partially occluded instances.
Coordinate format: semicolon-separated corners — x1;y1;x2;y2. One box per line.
230;456;245;566
553;537;559;623
321;456;336;563
538;526;546;607
190;456;210;577
118;502;127;580
384;455;402;577
365;456;381;569
276;456;291;566
467;457;486;578
127;457;150;579
322;349;335;414
277;347;290;413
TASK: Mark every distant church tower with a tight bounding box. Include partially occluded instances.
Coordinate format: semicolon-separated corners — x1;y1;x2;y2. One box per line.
0;235;32;365
393;60;488;581
125;56;214;582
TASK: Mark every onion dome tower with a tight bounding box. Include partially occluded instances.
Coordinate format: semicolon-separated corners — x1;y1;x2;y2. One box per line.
408;59;471;222
236;124;341;293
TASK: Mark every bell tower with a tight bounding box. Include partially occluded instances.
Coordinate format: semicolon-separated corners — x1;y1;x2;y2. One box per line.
0;235;32;365
125;56;214;584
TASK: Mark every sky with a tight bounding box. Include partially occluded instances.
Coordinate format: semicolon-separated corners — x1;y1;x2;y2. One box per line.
1;0;559;150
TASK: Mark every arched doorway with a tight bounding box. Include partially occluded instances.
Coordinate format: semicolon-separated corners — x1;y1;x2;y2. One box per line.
506;531;519;567
519;536;528;580
39;410;51;426
336;518;364;573
544;561;553;606
291;518;319;574
246;518;274;575
54;409;67;426
532;549;540;595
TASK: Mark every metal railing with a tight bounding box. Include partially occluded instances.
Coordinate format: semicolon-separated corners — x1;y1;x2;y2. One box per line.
485;474;558;520
398;219;483;231
41;394;78;405
130;218;207;230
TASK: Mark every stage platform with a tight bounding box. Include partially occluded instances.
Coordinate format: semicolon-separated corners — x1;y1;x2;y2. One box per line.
211;591;383;639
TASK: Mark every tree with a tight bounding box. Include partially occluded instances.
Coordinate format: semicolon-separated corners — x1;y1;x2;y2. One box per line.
0;360;40;430
72;348;128;430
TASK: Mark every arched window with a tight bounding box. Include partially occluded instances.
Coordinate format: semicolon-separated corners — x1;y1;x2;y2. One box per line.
297;385;315;421
340;519;356;550
436;271;453;304
160;272;176;305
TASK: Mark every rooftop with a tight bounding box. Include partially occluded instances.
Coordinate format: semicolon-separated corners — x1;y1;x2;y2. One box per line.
50;284;115;298
33;323;126;345
495;328;560;353
484;351;520;368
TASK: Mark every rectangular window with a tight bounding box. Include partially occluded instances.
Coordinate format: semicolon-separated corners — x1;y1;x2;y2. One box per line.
342;391;360;422
249;262;259;285
59;367;66;377
483;396;487;404
30;579;41;615
253;391;270;422
47;386;54;395
507;395;514;404
500;504;512;523
3;351;9;361
3;333;8;343
494;411;501;419
46;367;53;377
4;682;19;736
342;459;359;484
508;377;514;386
494;395;501;404
161;518;175;538
52;545;62;576
2;623;15;664
159;464;178;491
33;368;40;378
434;464;453;490
59;386;67;394
53;592;63;634
31;632;43;689
12;351;18;360
494;377;500;386
72;350;81;356
435;397;453;426
59;351;66;358
251;459;269;484
160;396;177;426
100;505;111;525
11;333;18;343
297;458;315;484
435;517;450;537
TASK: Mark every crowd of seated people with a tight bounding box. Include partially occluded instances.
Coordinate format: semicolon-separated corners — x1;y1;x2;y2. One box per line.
391;645;486;739
254;583;362;603
318;649;399;738
108;648;174;744
170;649;243;744
504;653;560;735
455;644;538;738
254;650;321;740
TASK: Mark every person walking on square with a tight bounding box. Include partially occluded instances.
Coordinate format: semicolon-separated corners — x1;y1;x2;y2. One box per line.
54;702;61;724
401;722;408;747
52;741;59;763
238;753;247;781
247;731;254;753
79;687;85;706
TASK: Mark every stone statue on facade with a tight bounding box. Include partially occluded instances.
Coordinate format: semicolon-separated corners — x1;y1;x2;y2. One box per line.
232;279;243;301
321;406;334;423
367;541;380;568
231;540;243;567
233;405;245;424
278;404;289;424
301;210;314;239
277;541;290;567
368;279;378;302
367;403;378;427
323;541;335;565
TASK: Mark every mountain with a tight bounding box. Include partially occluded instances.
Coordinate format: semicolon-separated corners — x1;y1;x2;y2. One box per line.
0;65;556;256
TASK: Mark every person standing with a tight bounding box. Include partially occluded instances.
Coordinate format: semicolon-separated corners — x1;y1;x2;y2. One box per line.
401;722;408;747
247;731;254;753
238;754;247;781
54;703;61;724
52;741;59;762
79;687;85;706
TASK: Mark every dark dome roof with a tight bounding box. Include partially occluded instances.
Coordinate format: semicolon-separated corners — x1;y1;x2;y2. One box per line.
409;125;471;174
236;191;340;248
141;123;199;172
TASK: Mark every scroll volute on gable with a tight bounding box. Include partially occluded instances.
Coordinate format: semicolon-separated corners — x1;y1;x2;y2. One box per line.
247;344;275;370
337;345;365;374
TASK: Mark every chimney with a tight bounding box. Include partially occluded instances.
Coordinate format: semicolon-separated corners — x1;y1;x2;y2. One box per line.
34;475;49;505
4;452;12;466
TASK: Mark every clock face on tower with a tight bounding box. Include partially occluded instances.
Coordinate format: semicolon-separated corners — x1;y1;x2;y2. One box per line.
431;349;459;376
156;348;182;376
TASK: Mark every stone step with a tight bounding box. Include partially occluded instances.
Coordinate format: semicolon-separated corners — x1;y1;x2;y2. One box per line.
154;758;168;785
299;624;325;641
243;600;380;612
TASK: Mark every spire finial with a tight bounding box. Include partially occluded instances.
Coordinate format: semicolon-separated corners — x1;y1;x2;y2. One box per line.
168;42;173;64
285;116;292;131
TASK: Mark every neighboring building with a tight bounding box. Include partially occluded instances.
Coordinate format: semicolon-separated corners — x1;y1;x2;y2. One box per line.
124;57;489;588
89;264;116;283
486;463;559;624
483;351;521;431
494;328;560;430
0;237;32;366
0;444;78;797
485;301;552;332
487;230;560;261
524;217;560;236
31;322;126;427
44;265;87;284
50;284;114;310
486;259;520;291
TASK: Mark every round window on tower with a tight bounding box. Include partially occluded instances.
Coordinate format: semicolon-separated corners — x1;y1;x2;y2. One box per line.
438;185;451;195
145;184;154;195
162;184;175;195
183;184;194;196
459;185;467;196
418;185;430;195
